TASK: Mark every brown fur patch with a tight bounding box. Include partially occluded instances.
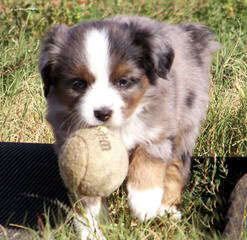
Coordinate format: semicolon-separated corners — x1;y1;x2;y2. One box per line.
162;156;184;206
128;148;184;205
78;65;95;84
122;76;150;118
128;146;166;190
110;63;130;82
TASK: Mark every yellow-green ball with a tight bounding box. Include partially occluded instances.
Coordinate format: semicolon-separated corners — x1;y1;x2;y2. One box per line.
58;126;128;197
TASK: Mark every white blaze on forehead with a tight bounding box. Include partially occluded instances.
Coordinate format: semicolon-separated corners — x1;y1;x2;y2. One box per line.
79;28;125;127
83;28;110;80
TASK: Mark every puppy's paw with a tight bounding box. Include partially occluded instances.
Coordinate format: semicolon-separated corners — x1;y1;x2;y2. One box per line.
158;205;182;220
74;197;107;240
127;185;163;221
74;215;106;240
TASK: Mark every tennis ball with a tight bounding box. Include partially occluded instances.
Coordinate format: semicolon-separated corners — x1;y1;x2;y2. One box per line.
58;126;128;197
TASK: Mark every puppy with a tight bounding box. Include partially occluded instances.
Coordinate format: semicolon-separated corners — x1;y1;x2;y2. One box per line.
39;15;220;239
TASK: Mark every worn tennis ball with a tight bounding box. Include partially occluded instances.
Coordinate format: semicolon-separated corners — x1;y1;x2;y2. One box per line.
58;126;128;197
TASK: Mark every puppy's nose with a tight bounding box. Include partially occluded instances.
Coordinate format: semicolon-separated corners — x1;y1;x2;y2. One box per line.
94;108;113;122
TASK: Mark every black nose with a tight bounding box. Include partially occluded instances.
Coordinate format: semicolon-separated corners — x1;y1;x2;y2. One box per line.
94;108;113;122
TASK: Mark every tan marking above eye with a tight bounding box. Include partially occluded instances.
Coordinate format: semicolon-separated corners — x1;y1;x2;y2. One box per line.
110;63;131;83
69;64;95;85
78;65;95;84
122;75;150;118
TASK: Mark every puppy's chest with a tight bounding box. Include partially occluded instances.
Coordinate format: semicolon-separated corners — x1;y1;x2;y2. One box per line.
113;115;162;151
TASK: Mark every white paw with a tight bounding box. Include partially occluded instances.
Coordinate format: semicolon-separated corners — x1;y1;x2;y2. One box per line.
127;185;163;222
74;200;106;240
158;205;182;220
74;215;106;240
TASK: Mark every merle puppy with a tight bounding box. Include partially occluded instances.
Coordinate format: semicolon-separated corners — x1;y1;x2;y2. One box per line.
39;15;220;239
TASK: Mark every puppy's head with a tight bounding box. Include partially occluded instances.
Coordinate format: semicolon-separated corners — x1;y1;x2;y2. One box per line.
39;20;174;129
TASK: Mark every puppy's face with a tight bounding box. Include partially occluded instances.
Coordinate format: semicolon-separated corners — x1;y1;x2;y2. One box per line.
39;20;174;130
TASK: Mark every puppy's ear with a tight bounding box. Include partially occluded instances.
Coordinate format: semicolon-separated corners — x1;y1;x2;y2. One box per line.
152;43;174;79
179;23;221;55
130;25;174;82
39;24;69;97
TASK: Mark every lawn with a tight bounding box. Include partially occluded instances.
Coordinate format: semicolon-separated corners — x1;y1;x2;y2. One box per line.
0;0;247;239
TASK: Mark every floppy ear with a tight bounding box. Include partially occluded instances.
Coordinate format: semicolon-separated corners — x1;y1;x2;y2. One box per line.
130;25;174;83
39;24;69;97
151;42;174;79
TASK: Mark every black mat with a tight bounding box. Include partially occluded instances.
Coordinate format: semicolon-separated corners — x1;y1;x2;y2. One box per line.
0;142;70;230
0;142;246;235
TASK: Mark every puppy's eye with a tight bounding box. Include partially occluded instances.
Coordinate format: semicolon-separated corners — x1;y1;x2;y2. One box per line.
72;79;87;91
116;78;139;89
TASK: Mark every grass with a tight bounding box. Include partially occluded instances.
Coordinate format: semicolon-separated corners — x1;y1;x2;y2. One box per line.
0;0;247;239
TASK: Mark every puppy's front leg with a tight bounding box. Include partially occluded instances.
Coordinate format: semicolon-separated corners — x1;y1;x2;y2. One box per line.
127;147;166;221
158;156;185;220
74;196;107;240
